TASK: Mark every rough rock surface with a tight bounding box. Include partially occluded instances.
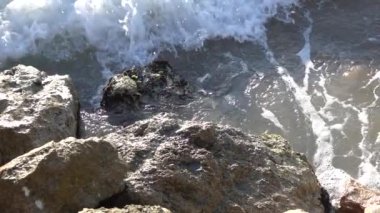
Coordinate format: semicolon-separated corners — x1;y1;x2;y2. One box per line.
0;65;79;165
338;179;380;213
80;205;172;213
101;61;192;112
0;137;127;213
103;113;324;213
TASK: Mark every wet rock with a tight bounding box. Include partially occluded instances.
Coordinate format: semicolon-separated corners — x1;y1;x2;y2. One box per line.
338;179;380;213
80;205;172;213
103;113;324;213
0;93;7;113
0;137;127;213
102;74;140;110
0;65;79;165
101;61;192;112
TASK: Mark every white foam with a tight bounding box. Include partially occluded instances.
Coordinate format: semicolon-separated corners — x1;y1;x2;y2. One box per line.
355;80;380;189
276;62;352;206
296;11;314;90
262;14;355;204
0;0;298;67
287;16;380;202
261;108;285;132
35;199;44;210
364;69;380;87
22;186;30;197
197;73;211;83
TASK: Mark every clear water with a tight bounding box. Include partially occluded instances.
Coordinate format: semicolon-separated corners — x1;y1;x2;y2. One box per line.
1;0;380;204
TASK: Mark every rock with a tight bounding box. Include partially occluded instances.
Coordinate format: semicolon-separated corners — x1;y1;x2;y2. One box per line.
103;113;324;213
0;137;127;213
338;179;380;213
79;205;172;213
101;61;192;112
0;65;79;165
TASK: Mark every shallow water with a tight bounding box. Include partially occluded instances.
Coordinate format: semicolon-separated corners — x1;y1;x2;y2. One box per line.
1;0;380;204
162;1;380;201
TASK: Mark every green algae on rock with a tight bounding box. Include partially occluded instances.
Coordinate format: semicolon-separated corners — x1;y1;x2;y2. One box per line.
101;61;193;112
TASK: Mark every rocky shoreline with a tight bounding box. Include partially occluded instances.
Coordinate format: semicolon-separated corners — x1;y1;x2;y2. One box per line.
0;63;379;212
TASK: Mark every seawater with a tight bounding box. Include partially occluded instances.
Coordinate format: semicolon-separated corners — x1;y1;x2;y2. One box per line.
1;0;380;205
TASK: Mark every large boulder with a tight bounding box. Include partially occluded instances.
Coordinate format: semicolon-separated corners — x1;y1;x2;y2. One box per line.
103;113;324;213
101;61;192;112
80;205;172;213
0;137;127;213
338;179;380;213
0;65;79;165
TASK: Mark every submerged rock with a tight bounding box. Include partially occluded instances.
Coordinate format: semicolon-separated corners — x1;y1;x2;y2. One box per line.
80;205;172;213
101;61;192;112
102;113;324;213
338;179;380;213
0;65;79;165
0;137;127;213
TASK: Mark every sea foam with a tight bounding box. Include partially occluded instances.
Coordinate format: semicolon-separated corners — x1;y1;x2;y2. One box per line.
0;0;297;68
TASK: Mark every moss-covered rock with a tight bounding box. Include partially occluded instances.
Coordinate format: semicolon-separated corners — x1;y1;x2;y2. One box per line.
101;61;192;112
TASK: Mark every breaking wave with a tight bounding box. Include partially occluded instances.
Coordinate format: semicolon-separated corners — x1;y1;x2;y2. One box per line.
0;0;297;68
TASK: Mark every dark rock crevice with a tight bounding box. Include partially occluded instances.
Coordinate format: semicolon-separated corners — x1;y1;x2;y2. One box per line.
321;187;333;213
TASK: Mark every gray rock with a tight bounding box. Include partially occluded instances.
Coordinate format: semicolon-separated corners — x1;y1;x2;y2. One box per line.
103;113;324;213
79;205;172;213
0;65;79;165
0;137;127;213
